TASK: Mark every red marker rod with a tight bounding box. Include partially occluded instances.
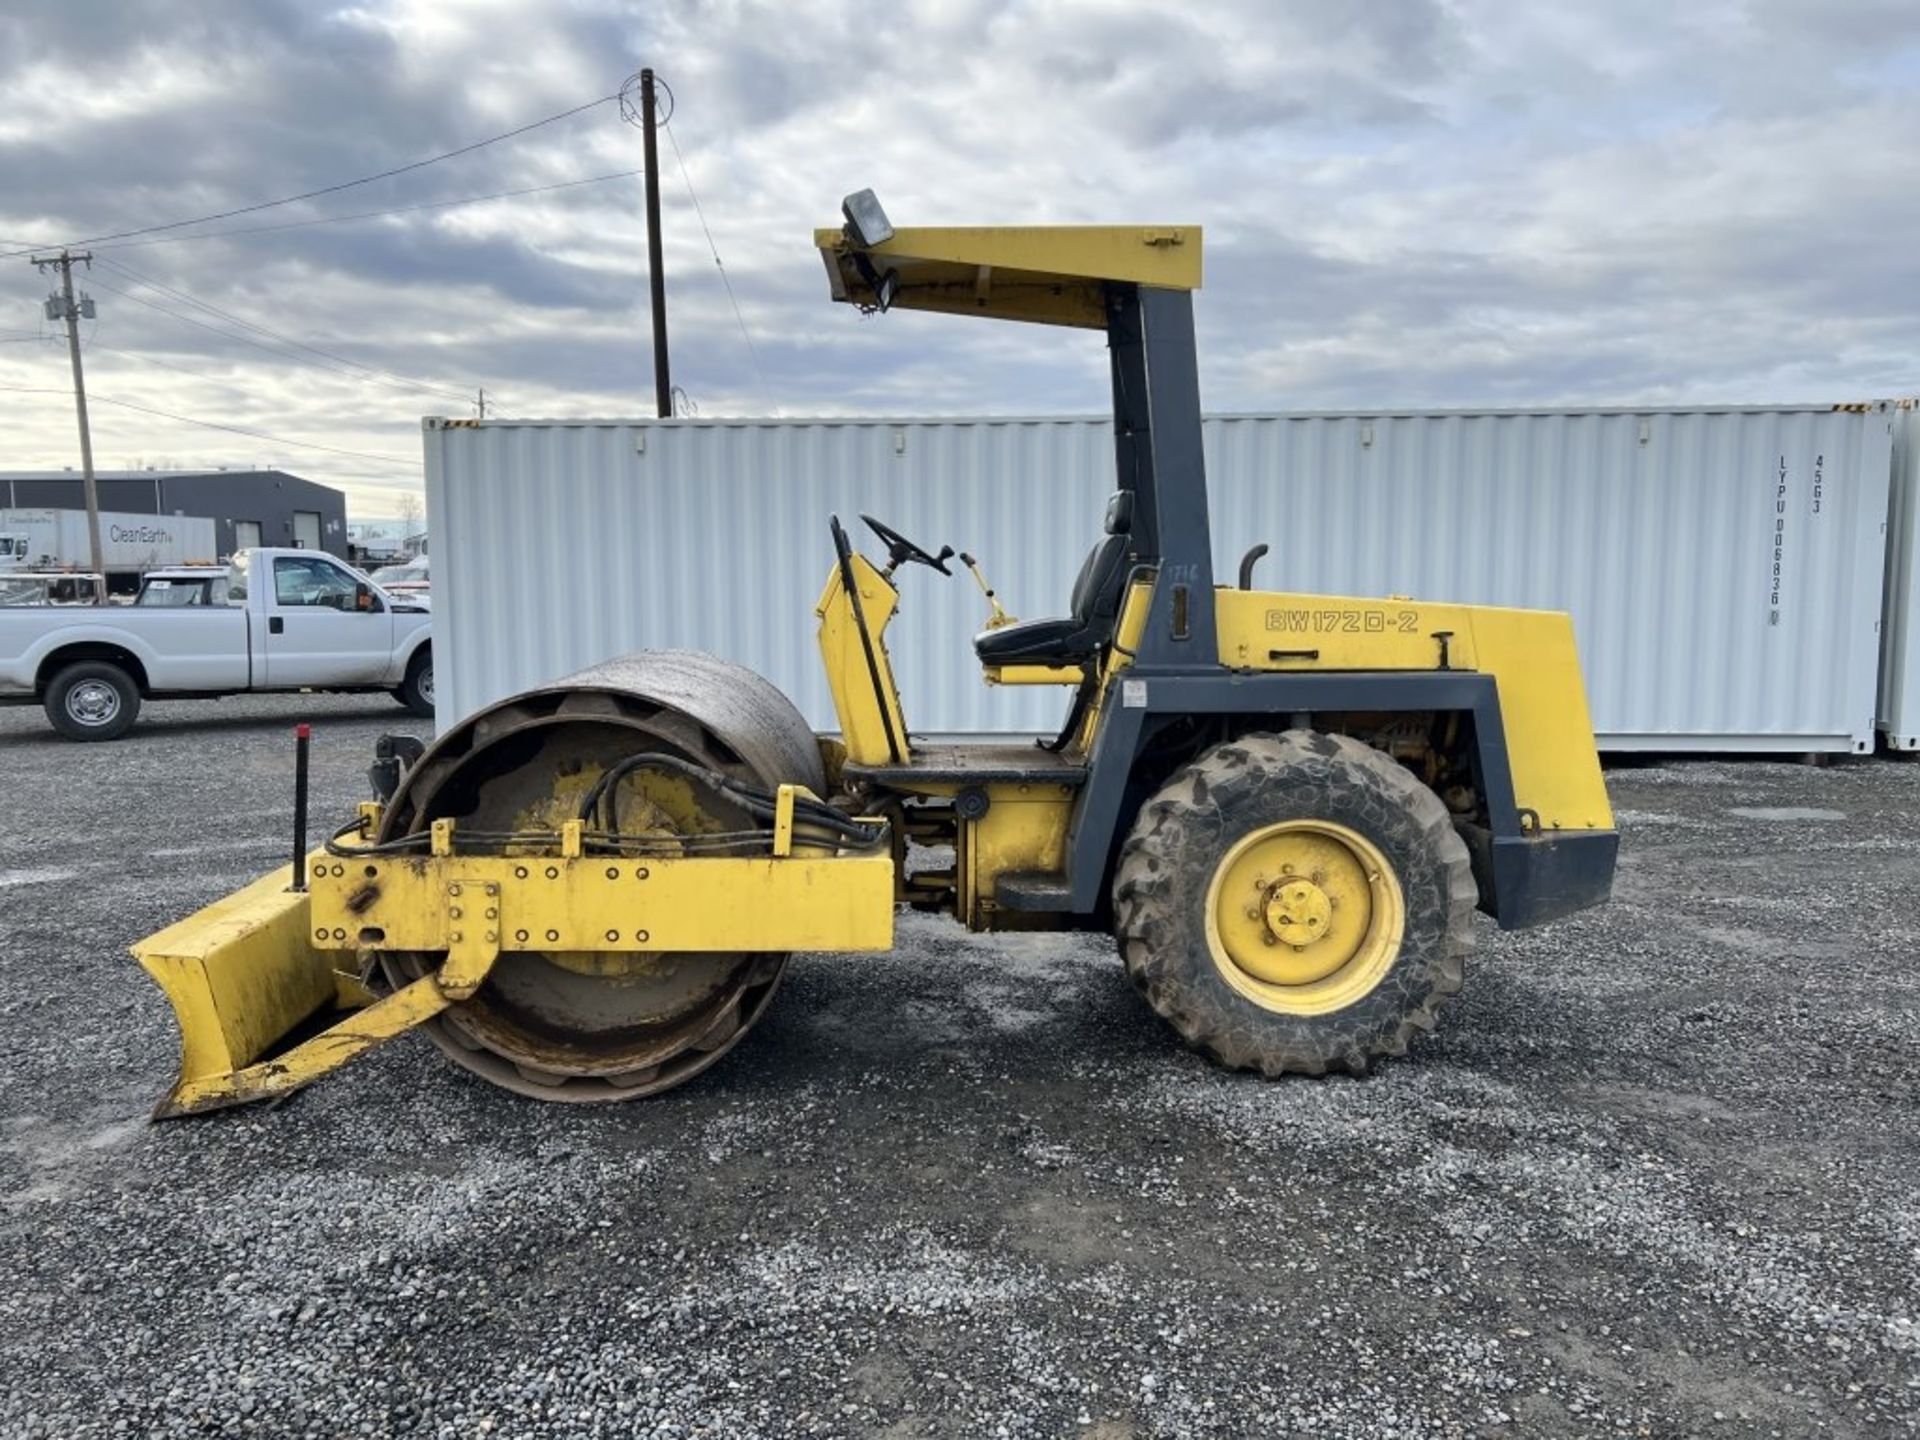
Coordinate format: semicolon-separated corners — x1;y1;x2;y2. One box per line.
291;723;311;891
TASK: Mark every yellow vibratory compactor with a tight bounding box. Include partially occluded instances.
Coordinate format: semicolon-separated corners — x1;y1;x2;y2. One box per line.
134;192;1617;1116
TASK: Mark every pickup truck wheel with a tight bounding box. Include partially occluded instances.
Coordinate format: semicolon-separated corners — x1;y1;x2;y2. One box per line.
45;661;141;741
396;651;434;717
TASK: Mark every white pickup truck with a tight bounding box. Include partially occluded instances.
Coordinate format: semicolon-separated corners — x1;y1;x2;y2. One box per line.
0;547;432;740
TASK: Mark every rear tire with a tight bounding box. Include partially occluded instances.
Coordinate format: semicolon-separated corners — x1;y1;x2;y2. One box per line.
396;649;433;717
44;661;141;741
1112;729;1476;1076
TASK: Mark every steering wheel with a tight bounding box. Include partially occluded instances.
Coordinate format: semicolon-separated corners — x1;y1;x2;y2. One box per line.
861;514;953;575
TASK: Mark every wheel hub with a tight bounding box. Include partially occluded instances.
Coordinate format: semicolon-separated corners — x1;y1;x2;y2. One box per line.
1204;819;1407;1014
1264;877;1332;947
68;681;119;724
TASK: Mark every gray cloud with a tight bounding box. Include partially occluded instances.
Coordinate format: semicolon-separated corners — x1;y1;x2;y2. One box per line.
0;0;1916;516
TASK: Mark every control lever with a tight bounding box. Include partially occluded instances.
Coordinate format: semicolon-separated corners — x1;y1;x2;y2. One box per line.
961;552;1017;630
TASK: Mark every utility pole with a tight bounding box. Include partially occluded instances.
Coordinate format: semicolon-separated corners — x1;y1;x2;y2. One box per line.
639;68;671;419
475;386;488;420
31;249;103;596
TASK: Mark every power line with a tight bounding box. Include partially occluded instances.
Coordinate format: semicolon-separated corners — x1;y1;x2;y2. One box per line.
0;91;620;258
83;273;361;376
661;118;772;407
89;169;646;251
93;258;480;407
83;339;255;391
29;281;524;434
0;384;416;465
90;331;526;425
83;272;450;403
98;255;477;403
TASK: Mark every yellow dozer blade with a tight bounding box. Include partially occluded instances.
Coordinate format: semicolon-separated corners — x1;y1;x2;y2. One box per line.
131;856;445;1119
134;655;898;1118
135;837;897;1117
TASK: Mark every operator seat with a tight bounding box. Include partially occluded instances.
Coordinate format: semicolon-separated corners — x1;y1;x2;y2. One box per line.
974;491;1135;668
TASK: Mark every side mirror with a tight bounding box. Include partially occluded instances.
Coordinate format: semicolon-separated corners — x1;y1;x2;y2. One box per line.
355;583;374;612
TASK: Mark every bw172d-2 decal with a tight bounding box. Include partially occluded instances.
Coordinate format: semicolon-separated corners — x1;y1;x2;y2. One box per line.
1266;605;1421;635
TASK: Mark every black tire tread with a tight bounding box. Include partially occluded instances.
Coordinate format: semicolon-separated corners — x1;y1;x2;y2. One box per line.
43;660;141;742
1112;729;1476;1076
398;649;433;717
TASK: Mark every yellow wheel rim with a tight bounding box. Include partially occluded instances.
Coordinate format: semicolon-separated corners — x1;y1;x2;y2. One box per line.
1203;819;1406;1015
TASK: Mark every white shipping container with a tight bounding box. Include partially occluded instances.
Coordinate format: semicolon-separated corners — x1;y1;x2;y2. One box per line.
424;404;1897;752
1879;404;1920;750
0;507;219;573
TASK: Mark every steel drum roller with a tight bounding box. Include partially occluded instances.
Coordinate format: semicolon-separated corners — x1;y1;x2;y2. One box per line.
376;650;827;1101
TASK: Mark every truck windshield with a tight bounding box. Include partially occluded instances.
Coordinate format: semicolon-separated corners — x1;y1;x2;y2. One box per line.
138;579;214;607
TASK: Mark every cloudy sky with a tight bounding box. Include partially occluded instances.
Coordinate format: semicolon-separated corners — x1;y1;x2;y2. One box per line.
1;0;1916;519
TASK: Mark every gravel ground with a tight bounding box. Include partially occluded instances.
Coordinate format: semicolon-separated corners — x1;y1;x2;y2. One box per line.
1;694;1917;1438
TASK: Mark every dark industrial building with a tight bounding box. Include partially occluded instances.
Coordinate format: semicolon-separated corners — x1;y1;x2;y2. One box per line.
0;469;349;561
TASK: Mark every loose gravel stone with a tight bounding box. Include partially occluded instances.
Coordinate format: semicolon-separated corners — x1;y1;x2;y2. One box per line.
0;697;1916;1437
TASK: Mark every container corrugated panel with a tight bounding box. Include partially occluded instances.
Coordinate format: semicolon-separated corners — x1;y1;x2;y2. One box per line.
1879;403;1920;750
425;404;1896;751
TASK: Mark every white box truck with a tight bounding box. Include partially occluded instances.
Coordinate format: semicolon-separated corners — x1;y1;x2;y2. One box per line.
0;507;220;579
